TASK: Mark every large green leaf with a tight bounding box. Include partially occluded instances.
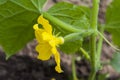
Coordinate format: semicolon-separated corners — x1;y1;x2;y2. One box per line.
47;2;90;34
105;0;120;46
0;0;47;57
110;52;120;73
47;2;90;54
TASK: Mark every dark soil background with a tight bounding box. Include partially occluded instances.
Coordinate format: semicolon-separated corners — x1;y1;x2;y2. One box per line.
0;0;120;80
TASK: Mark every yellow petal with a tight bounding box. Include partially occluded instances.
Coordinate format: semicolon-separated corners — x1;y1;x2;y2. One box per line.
55;65;63;73
37;15;49;24
37;15;52;34
36;43;52;60
54;37;64;45
42;32;52;41
33;15;64;73
33;24;44;43
49;40;56;48
49;37;64;48
33;24;39;30
52;48;63;73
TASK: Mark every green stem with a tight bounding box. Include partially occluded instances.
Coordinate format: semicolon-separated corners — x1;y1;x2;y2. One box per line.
89;34;97;80
96;26;104;69
80;47;91;61
43;12;81;33
89;0;100;80
98;31;120;51
72;54;78;80
64;31;93;42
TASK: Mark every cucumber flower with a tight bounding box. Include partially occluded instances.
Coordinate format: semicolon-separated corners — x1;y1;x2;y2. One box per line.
33;15;64;73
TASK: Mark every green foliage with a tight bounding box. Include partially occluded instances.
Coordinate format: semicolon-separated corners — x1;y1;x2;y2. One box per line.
47;2;90;34
110;52;120;73
47;2;91;54
0;0;47;58
105;0;120;47
60;32;83;54
0;0;7;4
60;31;92;54
97;74;108;80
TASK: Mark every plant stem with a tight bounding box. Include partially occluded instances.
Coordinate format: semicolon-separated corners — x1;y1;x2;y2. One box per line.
89;34;96;80
96;26;104;69
89;0;100;80
80;47;91;61
98;31;120;51
72;54;78;80
43;12;81;33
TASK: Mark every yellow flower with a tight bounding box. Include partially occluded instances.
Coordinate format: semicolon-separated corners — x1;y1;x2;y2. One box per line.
33;15;64;73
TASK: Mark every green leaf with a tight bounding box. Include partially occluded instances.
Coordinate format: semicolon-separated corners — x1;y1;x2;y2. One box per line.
0;0;7;4
10;0;47;13
60;40;82;54
60;31;92;54
110;52;120;73
47;2;90;54
0;0;47;58
60;33;83;54
47;2;90;35
105;0;120;46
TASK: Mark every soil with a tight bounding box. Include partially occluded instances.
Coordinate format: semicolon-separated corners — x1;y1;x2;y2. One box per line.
0;0;120;80
0;52;69;80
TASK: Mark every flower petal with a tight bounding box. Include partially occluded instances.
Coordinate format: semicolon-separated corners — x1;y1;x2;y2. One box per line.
49;37;64;48
33;24;44;43
52;47;63;73
54;37;64;45
36;43;52;60
37;15;52;34
55;65;63;73
33;15;64;73
42;32;52;41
